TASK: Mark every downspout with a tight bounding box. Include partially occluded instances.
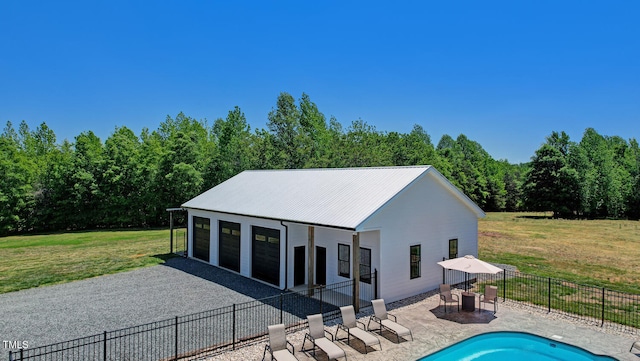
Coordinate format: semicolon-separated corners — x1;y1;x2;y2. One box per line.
281;221;289;290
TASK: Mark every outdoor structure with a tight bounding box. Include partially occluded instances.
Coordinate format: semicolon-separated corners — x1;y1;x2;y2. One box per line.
181;166;485;303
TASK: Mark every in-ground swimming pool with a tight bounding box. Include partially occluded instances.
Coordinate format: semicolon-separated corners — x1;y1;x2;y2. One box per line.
418;331;618;361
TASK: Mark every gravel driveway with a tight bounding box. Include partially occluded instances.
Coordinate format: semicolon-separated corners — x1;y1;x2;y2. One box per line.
0;257;282;360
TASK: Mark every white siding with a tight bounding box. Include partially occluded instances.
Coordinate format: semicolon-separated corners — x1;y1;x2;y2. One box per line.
185;212;382;292
359;172;479;302
186;210;288;289
184;168;480;302
358;230;381;300
286;223;309;288
315;227;352;285
285;224;369;289
311;228;380;287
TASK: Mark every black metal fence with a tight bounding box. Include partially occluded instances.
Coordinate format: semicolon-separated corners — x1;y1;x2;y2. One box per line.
169;227;187;256
8;271;377;361
444;267;640;334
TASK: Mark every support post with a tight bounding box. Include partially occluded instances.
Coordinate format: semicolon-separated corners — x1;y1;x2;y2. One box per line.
169;211;174;254
352;232;360;313
185;219;189;257
464;273;468;292
308;226;315;296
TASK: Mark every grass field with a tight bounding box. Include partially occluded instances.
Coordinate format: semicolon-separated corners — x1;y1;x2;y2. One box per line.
1;213;639;295
479;212;640;294
0;229;184;294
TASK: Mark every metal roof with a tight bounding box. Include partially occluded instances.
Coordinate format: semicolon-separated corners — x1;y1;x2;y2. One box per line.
182;166;484;230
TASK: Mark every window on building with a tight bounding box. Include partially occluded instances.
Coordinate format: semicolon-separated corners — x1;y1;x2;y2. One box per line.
338;244;350;278
360;247;372;284
410;245;421;279
449;238;458;259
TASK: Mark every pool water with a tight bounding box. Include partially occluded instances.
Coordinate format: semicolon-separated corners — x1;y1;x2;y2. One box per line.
418;331;618;361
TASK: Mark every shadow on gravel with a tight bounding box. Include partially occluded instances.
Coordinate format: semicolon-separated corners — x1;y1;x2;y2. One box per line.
159;256;283;300
158;256;344;323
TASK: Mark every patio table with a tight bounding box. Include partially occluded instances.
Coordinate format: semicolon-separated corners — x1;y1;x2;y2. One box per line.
461;292;476;312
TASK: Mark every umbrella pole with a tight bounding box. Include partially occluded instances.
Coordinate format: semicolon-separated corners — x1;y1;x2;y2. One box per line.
465;273;468;292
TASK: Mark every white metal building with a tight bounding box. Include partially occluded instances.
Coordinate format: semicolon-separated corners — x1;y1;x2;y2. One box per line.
181;166;485;303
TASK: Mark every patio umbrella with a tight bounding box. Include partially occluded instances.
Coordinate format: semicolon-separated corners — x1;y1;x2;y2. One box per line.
438;255;503;274
437;255;503;291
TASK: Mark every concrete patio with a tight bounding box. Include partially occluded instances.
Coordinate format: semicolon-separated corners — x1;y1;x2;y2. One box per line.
206;291;640;361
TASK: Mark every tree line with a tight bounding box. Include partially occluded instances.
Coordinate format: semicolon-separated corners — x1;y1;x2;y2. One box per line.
523;130;640;219
1;92;638;235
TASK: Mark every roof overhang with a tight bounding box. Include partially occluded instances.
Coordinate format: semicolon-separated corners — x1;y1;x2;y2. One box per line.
183;206;357;231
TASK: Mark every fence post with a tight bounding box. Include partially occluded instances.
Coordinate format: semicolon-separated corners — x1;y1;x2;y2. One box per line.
548;277;551;313
353;278;358;313
502;270;506;302
319;286;323;315
602;288;605;327
103;331;107;361
232;304;236;350
279;293;284;324
174;316;179;361
374;269;378;300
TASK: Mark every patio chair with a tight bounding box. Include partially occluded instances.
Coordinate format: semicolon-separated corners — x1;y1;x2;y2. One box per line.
302;314;347;360
439;284;459;312
367;299;413;343
479;285;498;314
262;324;299;361
335;305;381;354
630;340;640;353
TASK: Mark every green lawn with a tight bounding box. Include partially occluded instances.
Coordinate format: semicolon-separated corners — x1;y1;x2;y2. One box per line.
0;229;182;294
2;213;640;296
479;212;640;294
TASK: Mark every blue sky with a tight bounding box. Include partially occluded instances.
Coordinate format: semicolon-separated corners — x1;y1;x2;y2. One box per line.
1;1;638;164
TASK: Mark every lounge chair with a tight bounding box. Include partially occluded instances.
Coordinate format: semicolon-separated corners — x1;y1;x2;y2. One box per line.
630;340;640;353
367;299;413;342
439;284;460;312
479;285;498;314
335;305;381;354
302;314;347;360
262;324;299;361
